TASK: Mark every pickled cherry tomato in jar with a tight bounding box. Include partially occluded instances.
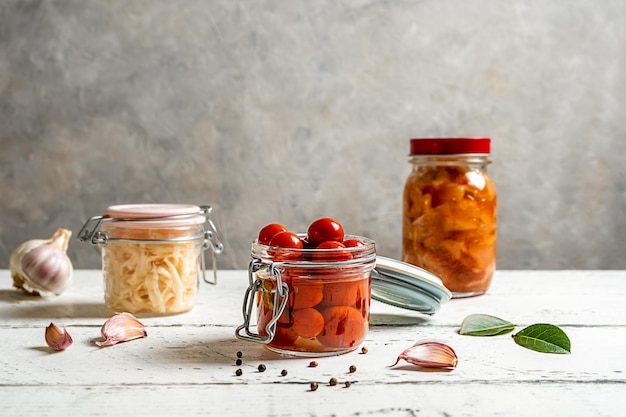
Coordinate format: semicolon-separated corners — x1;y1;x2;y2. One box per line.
237;225;376;357
402;138;497;297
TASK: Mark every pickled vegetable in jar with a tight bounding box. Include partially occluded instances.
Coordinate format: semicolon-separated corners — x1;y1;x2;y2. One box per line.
402;138;496;297
236;230;376;357
78;204;224;315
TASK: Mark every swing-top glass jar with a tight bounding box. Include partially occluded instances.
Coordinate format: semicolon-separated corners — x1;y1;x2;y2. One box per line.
402;138;497;297
79;204;223;315
236;235;376;357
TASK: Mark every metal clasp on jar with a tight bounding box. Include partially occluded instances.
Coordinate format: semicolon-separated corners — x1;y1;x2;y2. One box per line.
235;258;289;344
77;204;224;285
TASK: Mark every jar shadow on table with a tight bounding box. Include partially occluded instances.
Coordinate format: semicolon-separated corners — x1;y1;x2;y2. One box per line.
0;290;111;319
144;337;277;366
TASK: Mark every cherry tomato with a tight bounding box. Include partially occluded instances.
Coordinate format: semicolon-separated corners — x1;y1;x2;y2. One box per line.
284;278;324;309
291;308;325;338
319;279;365;308
270;324;299;348
314;241;353;262
343;239;364;248
317;241;346;250
317;306;365;348
258;223;288;245
269;231;303;249
307;217;344;246
269;231;304;261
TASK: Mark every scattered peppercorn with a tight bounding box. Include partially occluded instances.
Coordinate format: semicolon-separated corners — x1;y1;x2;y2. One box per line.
310;382;318;391
235;359;242;366
345;381;352;388
349;365;357;373
236;351;243;358
329;377;338;386
361;346;368;354
281;369;288;376
258;364;267;372
235;369;242;376
309;361;318;368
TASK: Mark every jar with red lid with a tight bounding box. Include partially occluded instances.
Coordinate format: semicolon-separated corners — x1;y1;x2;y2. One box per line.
402;138;497;297
78;204;224;315
236;235;376;356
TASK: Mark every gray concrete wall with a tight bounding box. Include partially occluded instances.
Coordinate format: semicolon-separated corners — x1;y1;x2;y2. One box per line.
1;0;625;270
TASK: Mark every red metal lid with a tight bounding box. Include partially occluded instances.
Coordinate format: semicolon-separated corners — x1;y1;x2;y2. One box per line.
410;138;491;155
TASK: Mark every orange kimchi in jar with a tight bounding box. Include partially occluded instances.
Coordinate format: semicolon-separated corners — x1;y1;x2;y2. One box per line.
402;138;497;297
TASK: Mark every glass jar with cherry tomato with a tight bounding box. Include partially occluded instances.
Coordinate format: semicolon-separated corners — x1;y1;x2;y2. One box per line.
402;138;497;298
236;218;376;357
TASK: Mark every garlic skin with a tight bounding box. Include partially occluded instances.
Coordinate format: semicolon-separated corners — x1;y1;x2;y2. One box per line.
9;228;73;296
96;312;147;347
390;341;458;370
45;322;73;351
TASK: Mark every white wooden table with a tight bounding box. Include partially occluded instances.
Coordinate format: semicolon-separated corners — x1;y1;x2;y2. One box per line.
1;269;624;417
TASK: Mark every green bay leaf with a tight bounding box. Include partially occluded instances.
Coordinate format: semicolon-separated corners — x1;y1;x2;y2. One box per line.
459;313;516;336
512;323;571;354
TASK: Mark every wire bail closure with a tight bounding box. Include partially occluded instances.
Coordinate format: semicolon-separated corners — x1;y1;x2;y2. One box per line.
78;204;224;285
235;258;289;344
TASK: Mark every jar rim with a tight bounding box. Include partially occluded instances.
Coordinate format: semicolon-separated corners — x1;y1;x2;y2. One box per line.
251;234;376;265
410;138;490;155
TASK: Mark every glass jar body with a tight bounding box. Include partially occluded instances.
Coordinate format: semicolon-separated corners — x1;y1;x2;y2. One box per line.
251;236;376;356
101;224;205;315
402;155;497;297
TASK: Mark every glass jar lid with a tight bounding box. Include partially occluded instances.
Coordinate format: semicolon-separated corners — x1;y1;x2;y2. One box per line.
410;138;490;155
372;256;451;314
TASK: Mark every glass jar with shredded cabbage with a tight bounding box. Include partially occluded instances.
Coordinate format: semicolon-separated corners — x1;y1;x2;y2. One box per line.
80;204;222;315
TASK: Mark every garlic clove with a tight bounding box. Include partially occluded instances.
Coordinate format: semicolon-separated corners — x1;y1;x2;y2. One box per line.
45;322;73;351
389;341;458;370
9;228;73;296
96;312;147;347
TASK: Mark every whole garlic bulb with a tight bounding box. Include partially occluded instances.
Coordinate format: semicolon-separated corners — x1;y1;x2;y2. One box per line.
9;228;73;296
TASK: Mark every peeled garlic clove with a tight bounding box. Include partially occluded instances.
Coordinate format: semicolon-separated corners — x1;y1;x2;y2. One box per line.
9;228;73;296
45;322;73;351
96;312;147;347
389;341;458;370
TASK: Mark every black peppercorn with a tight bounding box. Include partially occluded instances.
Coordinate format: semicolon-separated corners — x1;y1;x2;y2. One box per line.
310;382;318;391
329;377;338;386
281;369;288;376
236;351;243;358
235;369;242;376
349;365;357;373
258;364;267;372
235;359;242;366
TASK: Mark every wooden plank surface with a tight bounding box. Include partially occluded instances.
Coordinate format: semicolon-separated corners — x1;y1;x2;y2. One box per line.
0;384;623;417
1;269;625;416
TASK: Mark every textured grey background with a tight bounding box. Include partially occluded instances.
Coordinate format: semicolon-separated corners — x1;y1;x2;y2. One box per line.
1;0;625;271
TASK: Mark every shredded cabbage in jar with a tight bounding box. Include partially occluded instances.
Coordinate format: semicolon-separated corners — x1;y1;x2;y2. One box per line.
102;241;201;314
